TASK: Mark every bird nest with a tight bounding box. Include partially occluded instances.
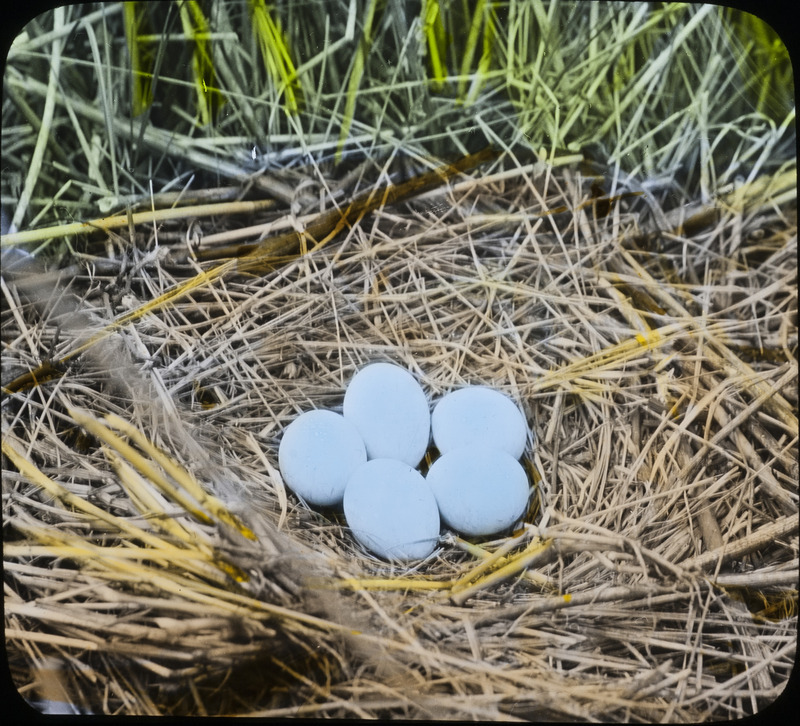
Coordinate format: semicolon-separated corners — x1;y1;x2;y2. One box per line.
3;147;797;720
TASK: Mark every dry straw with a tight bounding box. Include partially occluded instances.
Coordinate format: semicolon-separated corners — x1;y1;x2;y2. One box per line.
2;1;797;720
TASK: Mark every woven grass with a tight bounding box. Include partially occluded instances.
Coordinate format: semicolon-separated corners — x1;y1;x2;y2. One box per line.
2;1;797;720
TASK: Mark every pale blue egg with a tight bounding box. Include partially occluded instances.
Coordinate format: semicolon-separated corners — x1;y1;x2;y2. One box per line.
343;362;431;466
278;409;366;507
426;447;529;536
344;458;440;560
432;386;527;459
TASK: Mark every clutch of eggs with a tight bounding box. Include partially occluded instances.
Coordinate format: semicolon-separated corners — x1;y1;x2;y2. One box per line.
278;362;532;561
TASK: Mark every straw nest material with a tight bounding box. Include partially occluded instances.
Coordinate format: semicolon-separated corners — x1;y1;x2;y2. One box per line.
4;147;797;719
2;2;797;721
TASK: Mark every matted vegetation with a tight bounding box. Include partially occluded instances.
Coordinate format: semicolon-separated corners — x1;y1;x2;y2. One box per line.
2;1;797;720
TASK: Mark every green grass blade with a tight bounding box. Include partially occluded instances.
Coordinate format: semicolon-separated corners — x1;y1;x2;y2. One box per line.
336;0;380;163
179;0;226;125
122;2;154;116
422;0;447;92
250;0;303;116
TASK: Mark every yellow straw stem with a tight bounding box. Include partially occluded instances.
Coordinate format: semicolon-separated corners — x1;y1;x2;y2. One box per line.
1;199;276;247
67;407;214;526
101;412;256;541
450;537;553;606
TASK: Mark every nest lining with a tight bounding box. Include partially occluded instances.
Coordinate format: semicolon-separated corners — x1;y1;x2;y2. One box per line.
3;156;797;719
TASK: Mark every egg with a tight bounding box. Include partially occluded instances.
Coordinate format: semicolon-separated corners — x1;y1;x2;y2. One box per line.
426;447;530;536
431;386;528;459
278;409;367;507
343;362;431;466
343;458;440;560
